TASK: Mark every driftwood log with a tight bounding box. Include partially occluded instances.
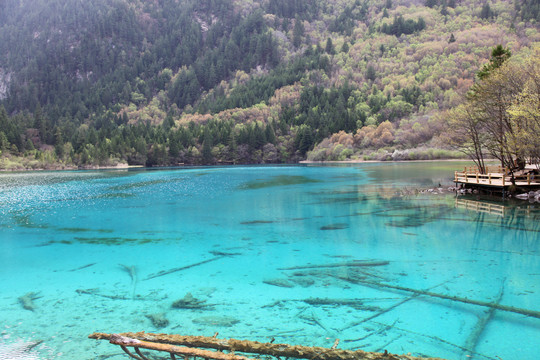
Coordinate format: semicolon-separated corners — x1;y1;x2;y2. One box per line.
144;256;224;280
354;279;540;320
278;261;389;271
89;332;447;360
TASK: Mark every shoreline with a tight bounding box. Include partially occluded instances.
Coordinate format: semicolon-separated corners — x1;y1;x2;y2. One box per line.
300;158;474;164
1;157;498;173
0;163;144;173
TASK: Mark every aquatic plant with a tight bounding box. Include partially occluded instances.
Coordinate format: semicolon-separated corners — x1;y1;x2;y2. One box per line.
17;292;42;311
240;175;319;189
119;264;138;299
240;220;275;225
172;292;212;309
145;313;170;329
320;223;349;230
108;179;169;191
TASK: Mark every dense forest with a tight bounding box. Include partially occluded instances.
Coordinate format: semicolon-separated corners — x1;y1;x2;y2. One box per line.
0;0;539;169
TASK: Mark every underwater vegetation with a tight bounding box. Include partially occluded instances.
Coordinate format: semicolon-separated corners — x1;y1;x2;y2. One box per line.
107;179;170;191
92;192;136;199
12;214;48;229
379;205;452;228
240;175;319;189
73;236;157;245
320;223;349;230
172;292;213;310
17;292;42;311
145;313;170;329
240;220;275;225
57;227;114;233
119;264;138;299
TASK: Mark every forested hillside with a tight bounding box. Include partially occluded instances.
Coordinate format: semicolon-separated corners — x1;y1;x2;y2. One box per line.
0;0;538;169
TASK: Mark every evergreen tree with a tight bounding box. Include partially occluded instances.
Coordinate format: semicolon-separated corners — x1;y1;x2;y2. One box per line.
202;128;214;164
477;45;511;80
366;64;377;81
293;18;305;48
480;2;494;19
325;38;335;55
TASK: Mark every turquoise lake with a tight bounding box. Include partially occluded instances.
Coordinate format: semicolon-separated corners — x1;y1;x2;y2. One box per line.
0;162;539;360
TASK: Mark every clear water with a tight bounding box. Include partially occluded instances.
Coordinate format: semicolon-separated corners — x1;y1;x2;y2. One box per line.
0;162;539;360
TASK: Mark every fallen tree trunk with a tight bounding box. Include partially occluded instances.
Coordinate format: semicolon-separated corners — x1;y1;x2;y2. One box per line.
144;256;224;280
89;332;447;360
278;261;389;271
462;280;505;358
109;334;256;360
355;279;540;319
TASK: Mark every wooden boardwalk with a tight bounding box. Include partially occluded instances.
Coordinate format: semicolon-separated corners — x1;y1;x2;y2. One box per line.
454;166;540;188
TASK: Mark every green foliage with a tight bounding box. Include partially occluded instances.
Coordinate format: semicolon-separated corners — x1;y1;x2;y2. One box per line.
480;2;495;19
0;0;538;169
329;1;368;35
516;0;540;22
477;45;512;80
266;0;319;19
381;15;426;36
198;52;329;114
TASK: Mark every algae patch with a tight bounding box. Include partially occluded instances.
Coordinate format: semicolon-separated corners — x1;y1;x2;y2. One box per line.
240;220;275;225
241;175;319;189
73;236;157;245
108;179;169;191
320;223;349;230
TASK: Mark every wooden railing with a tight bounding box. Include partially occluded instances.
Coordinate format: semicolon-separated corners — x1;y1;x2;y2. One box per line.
461;166;507;174
455;168;538;186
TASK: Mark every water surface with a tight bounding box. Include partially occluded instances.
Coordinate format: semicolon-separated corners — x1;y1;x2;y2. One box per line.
0;162;538;360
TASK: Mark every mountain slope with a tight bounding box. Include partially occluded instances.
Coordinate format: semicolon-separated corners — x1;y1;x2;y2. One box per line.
0;0;538;168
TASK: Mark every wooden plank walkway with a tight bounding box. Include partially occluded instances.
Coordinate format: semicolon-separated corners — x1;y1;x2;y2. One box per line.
454;166;540;188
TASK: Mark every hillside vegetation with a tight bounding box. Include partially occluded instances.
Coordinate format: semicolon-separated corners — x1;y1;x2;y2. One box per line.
0;0;538;169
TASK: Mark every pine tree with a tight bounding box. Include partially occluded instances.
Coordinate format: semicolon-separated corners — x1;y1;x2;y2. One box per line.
293;18;305;48
325;37;335;55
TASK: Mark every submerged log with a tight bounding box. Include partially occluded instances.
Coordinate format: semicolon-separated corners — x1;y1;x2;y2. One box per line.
144;256;224;280
89;332;447;360
342;277;459;331
355;279;540;319
462;280;505;358
278;261;389;271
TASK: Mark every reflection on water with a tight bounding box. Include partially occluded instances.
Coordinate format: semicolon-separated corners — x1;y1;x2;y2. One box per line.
0;163;539;360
